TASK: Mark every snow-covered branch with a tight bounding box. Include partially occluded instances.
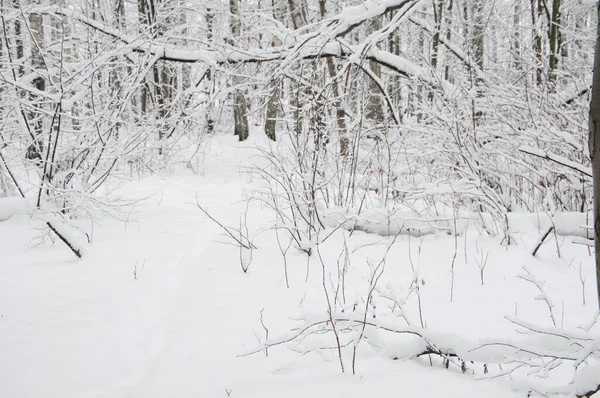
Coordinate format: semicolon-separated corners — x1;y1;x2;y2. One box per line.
519;146;592;178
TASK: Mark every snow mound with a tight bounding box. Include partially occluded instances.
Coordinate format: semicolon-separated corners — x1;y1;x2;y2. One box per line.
324;207;449;237
0;196;27;222
510;212;593;238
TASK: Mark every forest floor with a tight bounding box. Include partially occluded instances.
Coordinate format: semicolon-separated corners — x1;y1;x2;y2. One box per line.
0;133;598;398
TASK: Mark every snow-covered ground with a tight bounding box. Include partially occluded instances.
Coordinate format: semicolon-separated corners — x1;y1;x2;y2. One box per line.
1;134;598;398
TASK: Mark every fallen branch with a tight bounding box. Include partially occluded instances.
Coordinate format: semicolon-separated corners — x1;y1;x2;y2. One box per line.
573;237;595;247
565;86;591;106
46;220;82;259
532;226;554;257
237;317;424;357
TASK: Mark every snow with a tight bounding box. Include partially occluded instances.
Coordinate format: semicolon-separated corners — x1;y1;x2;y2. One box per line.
0;196;27;221
576;364;600;397
0;134;598;398
509;211;594;239
324;207;445;236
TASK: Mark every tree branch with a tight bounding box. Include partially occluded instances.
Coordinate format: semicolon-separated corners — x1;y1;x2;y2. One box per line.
46;5;448;92
46;221;82;259
519;146;592;177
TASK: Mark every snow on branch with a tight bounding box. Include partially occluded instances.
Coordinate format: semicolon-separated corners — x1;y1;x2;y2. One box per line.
44;4;451;93
519;146;592;178
326;0;425;38
408;16;482;80
43;213;88;259
518;265;557;326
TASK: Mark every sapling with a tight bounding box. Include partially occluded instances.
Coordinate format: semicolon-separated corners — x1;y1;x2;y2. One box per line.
518;265;557;327
239;214;253;273
194;197;256;250
316;243;345;373
133;259;145;280
474;243;489;285
334;237;350;305
579;262;587;305
352;256;385;374
275;223;292;288
550;216;562;258
259;308;269;357
450;197;458;302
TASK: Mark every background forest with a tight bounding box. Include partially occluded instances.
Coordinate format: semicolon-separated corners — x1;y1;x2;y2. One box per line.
0;0;596;221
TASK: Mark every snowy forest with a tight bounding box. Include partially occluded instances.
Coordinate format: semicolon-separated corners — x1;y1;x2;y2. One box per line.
1;0;600;397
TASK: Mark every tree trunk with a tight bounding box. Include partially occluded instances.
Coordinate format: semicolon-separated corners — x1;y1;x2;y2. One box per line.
29;0;45;147
318;0;348;155
429;0;443;102
264;0;285;141
367;16;384;122
288;0;307;137
589;0;600;310
230;0;249;141
530;0;544;87
548;0;561;91
205;8;215;135
108;0;125;135
0;1;3;118
264;81;279;141
12;0;23;77
472;0;485;127
138;0;148;114
288;0;306;30
443;0;453;82
513;0;521;70
472;0;485;71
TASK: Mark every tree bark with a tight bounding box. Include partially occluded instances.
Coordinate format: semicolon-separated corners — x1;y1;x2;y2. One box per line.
588;0;600;310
